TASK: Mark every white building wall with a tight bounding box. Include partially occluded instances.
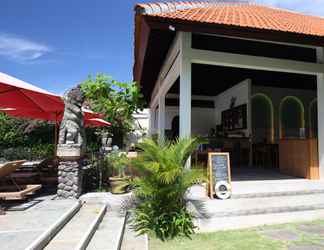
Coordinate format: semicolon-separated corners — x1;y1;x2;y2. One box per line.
214;79;252;136
127;109;150;145
164;106;215;136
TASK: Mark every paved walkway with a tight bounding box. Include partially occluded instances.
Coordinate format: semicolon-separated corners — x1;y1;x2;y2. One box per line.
258;221;324;249
0;195;76;250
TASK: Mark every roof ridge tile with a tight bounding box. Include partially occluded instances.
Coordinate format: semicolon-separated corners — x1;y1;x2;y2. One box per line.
135;1;252;15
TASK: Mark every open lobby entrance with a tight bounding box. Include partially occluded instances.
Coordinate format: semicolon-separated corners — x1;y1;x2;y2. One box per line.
154;63;319;181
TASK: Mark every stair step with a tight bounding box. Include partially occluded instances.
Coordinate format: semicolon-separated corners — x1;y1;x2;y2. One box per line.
120;223;148;250
44;203;105;250
196;209;324;232
231;189;324;199
231;179;324;198
86;211;127;250
191;193;324;219
211;204;324;217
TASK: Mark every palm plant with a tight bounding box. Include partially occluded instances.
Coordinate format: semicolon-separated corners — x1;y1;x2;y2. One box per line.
130;137;206;241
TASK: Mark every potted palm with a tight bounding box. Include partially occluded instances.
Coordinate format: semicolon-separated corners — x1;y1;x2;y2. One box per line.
107;150;130;194
130;137;206;240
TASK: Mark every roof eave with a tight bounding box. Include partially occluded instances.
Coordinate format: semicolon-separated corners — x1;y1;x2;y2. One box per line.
144;15;324;47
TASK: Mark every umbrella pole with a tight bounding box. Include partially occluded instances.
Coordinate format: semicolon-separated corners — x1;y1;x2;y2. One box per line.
54;120;58;159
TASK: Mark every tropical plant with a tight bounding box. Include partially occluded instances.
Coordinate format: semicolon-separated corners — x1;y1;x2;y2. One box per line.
106;150;130;194
0;113;26;147
107;150;128;177
1;144;54;161
130;137;206;241
80;74;145;147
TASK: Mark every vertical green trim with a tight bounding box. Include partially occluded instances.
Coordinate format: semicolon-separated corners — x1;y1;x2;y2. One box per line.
279;96;305;139
251;93;274;143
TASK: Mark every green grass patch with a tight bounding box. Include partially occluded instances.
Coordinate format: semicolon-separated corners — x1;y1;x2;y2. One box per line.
149;220;324;250
150;230;284;250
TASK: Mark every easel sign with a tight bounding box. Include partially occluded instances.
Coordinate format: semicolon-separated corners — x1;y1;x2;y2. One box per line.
207;152;232;200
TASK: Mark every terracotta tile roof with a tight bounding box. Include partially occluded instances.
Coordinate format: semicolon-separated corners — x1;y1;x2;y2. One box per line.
136;1;324;37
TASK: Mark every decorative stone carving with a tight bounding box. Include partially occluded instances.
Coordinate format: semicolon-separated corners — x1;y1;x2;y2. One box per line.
56;85;86;199
100;132;112;155
101;132;112;148
57;85;86;158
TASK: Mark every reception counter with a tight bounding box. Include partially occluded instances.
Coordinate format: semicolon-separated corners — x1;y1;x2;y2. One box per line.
279;138;319;180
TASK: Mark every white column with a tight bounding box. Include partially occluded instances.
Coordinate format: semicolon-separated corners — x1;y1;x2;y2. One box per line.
158;94;166;140
179;32;192;168
317;73;324;179
179;32;192;139
148;108;154;136
317;47;324;179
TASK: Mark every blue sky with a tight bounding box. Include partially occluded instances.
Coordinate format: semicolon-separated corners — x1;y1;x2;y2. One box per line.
1;0;324;95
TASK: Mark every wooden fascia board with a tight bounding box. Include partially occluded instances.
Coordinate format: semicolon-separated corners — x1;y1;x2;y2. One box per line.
134;14;151;85
144;16;324;47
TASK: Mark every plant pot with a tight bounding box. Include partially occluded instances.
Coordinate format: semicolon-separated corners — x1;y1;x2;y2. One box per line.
109;176;130;194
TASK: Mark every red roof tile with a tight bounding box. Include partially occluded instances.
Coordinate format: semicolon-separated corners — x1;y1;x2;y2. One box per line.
136;1;324;37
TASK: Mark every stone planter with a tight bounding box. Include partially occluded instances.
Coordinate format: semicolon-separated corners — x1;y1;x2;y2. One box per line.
109;176;130;194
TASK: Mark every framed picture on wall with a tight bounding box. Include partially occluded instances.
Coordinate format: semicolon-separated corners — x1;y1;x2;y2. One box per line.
222;104;247;131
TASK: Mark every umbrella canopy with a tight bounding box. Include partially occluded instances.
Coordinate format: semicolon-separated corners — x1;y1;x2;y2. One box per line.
0;72;63;112
1;108;110;127
0;72;110;127
85;118;111;127
1;107;105;124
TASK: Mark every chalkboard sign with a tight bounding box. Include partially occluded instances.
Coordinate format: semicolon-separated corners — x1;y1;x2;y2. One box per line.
207;153;232;199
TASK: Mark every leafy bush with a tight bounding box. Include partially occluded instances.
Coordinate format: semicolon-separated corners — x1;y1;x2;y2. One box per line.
130;137;206;241
0;144;54;161
81;74;145;147
107;150;128;177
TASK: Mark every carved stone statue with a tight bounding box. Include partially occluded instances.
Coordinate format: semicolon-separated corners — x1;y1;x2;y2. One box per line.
57;85;86;158
56;85;86;199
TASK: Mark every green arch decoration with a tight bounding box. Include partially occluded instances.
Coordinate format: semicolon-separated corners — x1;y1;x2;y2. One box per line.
279;96;305;139
251;93;275;143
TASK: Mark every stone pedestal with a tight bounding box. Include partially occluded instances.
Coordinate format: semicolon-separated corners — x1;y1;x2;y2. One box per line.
57;160;83;199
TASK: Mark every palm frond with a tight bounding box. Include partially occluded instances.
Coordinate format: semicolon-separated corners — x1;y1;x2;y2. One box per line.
172;137;207;166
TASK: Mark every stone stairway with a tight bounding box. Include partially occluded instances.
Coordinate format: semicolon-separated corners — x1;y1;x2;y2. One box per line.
27;201;126;250
190;182;324;232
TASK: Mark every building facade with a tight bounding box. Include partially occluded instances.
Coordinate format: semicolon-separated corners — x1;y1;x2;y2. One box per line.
134;1;324;179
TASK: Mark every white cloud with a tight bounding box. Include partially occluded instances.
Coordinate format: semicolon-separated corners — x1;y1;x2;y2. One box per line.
0;33;51;62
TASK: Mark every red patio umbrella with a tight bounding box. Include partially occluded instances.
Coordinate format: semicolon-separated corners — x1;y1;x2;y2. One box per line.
0;72;64;114
1;107;106;125
85;118;111;127
0;72;111;156
0;72;108;124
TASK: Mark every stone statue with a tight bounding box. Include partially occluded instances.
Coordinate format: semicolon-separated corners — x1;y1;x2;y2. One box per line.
57;85;86;158
56;85;86;199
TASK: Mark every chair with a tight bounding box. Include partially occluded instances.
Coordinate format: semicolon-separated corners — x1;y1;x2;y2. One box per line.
0;160;42;201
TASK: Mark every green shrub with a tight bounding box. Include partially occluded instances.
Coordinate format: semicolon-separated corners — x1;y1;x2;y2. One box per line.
107;150;128;177
130;137;206;241
0;144;54;161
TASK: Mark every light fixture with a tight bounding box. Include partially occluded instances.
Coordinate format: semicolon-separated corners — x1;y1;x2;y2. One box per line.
168;25;176;31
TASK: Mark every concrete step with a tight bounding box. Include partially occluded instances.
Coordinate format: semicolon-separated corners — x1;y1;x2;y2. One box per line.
120;223;148;250
43;203;106;250
86;211;127;250
231;179;324;198
190;190;324;232
232;189;324;199
194;193;324;218
195;209;324;232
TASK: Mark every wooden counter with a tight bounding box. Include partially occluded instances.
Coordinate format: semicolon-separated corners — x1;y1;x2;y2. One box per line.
279;139;319;179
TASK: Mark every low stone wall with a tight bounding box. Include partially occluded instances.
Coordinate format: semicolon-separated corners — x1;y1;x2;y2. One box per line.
57;161;83;199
